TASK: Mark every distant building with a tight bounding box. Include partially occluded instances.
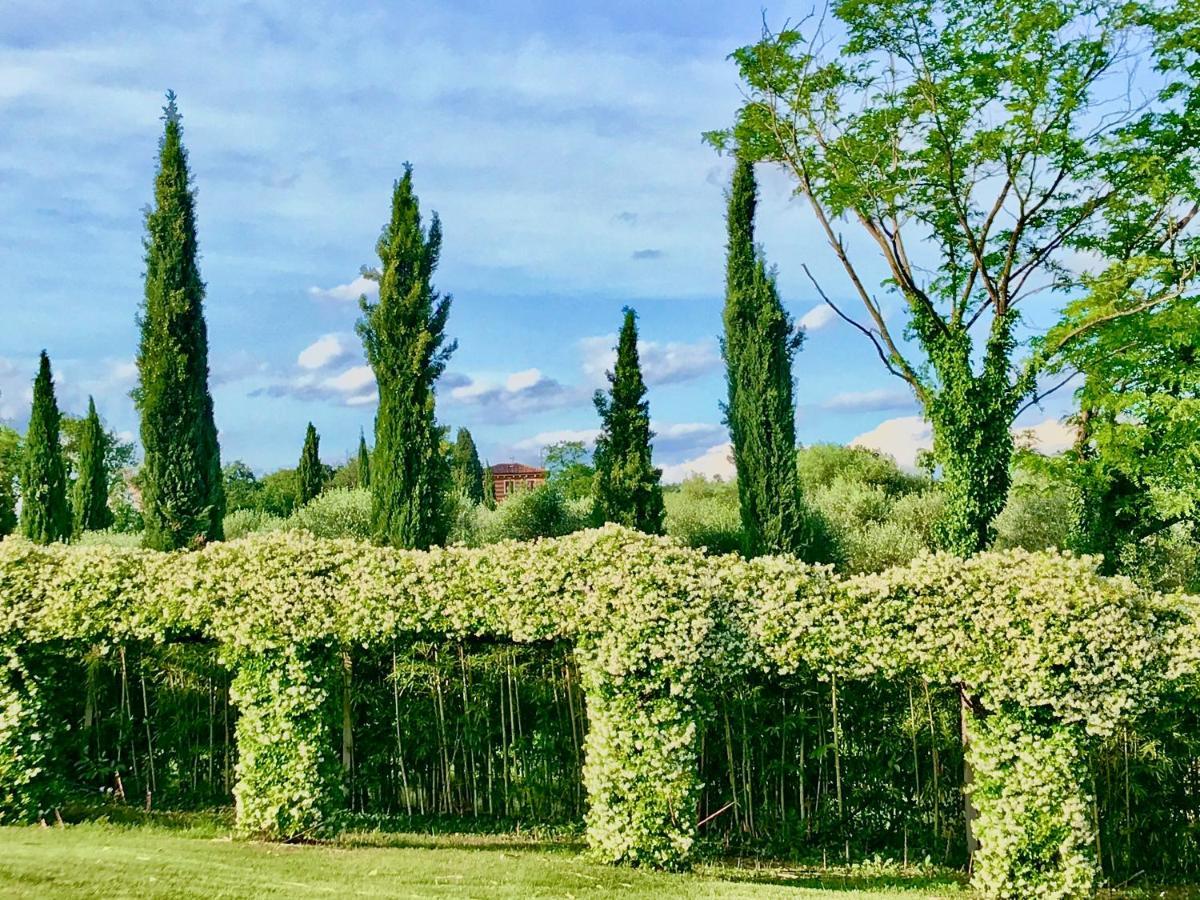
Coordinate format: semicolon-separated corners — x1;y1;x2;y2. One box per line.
489;462;547;502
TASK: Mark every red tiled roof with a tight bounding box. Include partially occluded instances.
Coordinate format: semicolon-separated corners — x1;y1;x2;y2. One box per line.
489;462;546;476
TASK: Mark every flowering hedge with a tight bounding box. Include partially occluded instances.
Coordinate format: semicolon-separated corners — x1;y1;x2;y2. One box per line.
0;527;1196;897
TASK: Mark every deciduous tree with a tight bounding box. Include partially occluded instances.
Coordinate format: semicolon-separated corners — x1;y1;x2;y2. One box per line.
711;0;1200;554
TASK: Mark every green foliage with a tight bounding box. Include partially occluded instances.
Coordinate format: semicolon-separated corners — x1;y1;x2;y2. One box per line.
482;461;496;509
70;397;113;534
289;488;372;541
222;508;283;541
543;441;595;501
592;309;665;534
60;412;135;499
3;526;1196;896
20;352;71;544
0;425;20;538
477;483;588;543
357;431;370;489
135;91;224;550
230;645;342;838
711;0;1200;556
991;457;1081;553
662;476;742;555
797;445;942;572
357;164;455;549
296;423;325;506
450;428;484;504
258;469;299;518
221;461;261;514
721;159;806;558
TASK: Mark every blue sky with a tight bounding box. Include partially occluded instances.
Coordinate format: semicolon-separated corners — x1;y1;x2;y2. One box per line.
0;0;1074;477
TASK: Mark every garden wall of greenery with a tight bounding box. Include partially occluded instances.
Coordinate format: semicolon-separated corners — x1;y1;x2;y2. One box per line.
2;525;1199;898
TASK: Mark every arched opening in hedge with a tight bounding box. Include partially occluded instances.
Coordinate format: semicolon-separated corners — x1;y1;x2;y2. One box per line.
2;527;1197;898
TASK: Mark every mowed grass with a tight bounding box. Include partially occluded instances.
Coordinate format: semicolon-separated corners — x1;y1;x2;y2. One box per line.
0;814;968;899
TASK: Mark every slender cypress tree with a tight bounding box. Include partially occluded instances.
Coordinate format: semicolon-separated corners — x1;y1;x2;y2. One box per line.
482;461;496;510
20;351;71;544
357;164;455;549
0;421;18;538
72;396;112;533
357;430;371;489
592;308;665;534
451;428;485;504
722;158;806;557
296;422;324;505
135;91;225;550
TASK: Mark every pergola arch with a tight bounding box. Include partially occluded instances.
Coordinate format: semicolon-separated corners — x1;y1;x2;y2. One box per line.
2;527;1197;898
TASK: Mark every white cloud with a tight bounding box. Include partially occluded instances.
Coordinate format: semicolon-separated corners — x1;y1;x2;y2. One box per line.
851;415;1079;470
298;333;355;370
850;416;933;470
579;335;720;387
505;368;544;392
660;442;736;484
799;304;837;331
822;388;915;413
443;368;584;422
308;275;378;304
1014;418;1077;455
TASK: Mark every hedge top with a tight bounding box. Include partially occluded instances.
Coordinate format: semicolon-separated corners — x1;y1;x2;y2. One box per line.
2;525;1196;738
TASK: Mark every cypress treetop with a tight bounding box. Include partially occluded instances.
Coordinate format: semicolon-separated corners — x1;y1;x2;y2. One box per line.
357;164;456;549
20;351;71;544
451;427;485;504
592;308;665;534
72;396;113;534
722;157;806;557
135;91;225;550
296;422;324;505
357;430;371;489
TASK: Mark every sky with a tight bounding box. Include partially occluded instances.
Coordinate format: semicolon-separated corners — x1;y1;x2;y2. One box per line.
0;0;1076;479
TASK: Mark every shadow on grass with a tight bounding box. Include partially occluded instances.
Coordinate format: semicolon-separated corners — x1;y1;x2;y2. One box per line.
53;804;987;893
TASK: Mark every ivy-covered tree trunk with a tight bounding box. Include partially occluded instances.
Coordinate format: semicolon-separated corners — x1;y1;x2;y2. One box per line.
72;397;112;534
357;164;455;550
721;158;806;558
135;92;225;550
20;352;71;545
926;326;1019;556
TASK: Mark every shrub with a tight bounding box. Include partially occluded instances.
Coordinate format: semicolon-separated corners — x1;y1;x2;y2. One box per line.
663;476;742;554
288;488;371;540
478;483;588;543
223;508;284;541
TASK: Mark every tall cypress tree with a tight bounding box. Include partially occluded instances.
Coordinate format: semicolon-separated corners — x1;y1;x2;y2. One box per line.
451;428;485;504
135;91;225;550
72;396;112;534
296;422;324;505
20;351;71;544
592;308;665;534
357;164;455;549
722;158;806;557
357;429;371;489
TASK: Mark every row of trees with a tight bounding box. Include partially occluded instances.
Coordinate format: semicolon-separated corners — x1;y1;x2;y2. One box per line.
8;0;1200;575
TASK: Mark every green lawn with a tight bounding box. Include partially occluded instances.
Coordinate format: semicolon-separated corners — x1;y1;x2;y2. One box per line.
0;816;967;899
